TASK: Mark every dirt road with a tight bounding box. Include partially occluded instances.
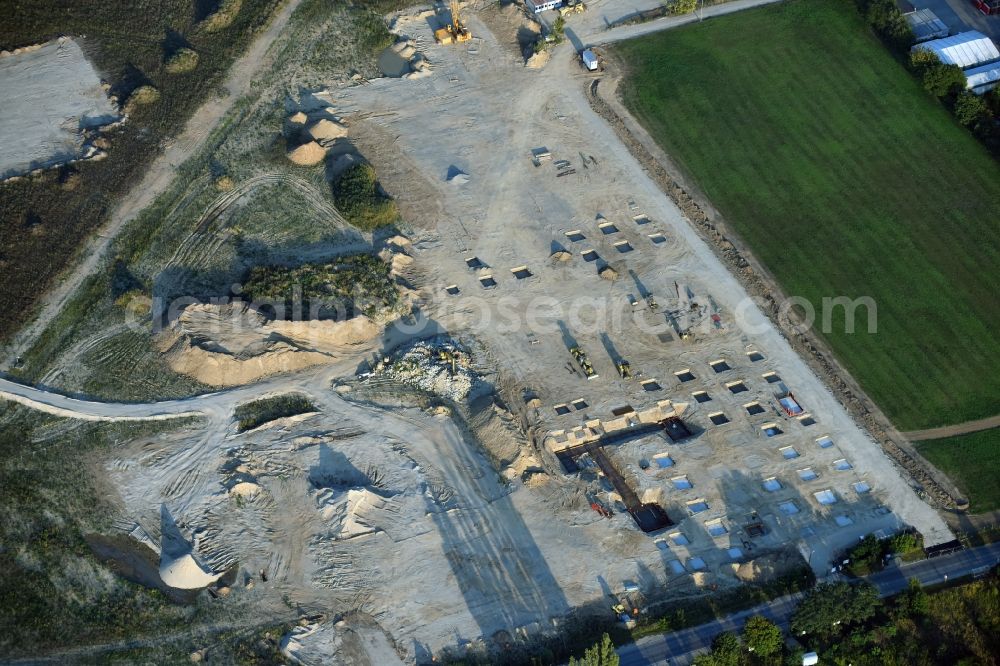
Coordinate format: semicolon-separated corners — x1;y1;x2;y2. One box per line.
0;0;305;370
581;0;786;44
903;414;1000;441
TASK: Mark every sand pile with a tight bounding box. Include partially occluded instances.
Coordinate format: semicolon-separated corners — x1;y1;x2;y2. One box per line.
550;250;572;262
525;50;550;69
307;118;348;141
315;487;388;539
158;302;385;386
729;550;802;583
287;141;326;166
159;505;222;590
288;111;307;124
599;266;619;281
281;619;404;666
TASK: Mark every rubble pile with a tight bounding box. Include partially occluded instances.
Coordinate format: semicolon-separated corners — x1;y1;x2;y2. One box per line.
373;337;480;401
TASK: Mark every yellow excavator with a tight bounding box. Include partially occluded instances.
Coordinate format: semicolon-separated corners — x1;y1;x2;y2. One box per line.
434;1;472;44
559;0;587;17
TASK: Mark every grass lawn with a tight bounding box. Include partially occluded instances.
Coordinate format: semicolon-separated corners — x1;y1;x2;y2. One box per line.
916;430;1000;512
615;0;1000;430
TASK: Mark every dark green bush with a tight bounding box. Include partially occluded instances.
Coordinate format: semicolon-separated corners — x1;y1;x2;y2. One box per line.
332;163;399;231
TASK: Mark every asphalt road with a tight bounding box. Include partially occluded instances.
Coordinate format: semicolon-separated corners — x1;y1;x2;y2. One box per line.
618;542;1000;665
915;0;1000;43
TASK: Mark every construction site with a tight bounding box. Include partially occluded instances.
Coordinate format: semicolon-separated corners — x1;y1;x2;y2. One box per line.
0;0;963;664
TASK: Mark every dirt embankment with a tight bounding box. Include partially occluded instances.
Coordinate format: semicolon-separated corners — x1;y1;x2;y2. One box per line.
585;75;962;510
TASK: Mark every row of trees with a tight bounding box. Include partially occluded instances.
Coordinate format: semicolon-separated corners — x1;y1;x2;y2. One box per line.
855;0;1000;154
693;570;1000;666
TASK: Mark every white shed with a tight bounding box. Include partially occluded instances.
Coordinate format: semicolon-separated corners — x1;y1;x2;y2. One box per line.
965;61;1000;93
581;49;599;71
911;31;1000;69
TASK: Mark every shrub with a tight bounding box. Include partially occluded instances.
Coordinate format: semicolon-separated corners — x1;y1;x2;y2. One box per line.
666;0;698;15
861;0;914;50
923;63;967;97
569;633;618;666
910;50;966;98
201;0;242;32
846;533;884;575
954;91;991;127
164;47;199;74
332;163;399;231
234;394;315;432
124;85;160;114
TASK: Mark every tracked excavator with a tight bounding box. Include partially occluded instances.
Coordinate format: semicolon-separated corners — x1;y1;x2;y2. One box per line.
434;1;472;44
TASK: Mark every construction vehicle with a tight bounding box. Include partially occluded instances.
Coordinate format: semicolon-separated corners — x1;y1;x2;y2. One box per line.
616;360;632;379
437;349;458;376
569;346;597;379
559;0;587;16
434;1;472;45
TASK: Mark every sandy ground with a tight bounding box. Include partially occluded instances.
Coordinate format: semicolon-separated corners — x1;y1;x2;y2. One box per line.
0;1;961;662
0;38;120;179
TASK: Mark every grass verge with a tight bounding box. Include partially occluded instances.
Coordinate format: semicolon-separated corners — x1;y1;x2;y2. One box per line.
916;429;1000;512
615;0;1000;430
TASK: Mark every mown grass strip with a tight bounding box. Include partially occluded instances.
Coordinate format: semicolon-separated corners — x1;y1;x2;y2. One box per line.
616;0;1000;430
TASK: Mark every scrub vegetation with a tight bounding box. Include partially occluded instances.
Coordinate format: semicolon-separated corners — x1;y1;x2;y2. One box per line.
243;254;399;319
616;0;1000;430
0;407;205;656
0;0;282;344
234;393;316;432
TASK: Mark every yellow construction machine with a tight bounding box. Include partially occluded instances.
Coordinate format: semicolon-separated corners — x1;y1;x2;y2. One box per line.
559;0;587;17
434;1;472;45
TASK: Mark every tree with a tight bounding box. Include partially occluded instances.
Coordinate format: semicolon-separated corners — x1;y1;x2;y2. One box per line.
569;633;619;666
954;92;991;128
922;62;967;98
897;577;929;617
791;582;881;639
743;615;782;658
847;534;884;575
710;631;744;666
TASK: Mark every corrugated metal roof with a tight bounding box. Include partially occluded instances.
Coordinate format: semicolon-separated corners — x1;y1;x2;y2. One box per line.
905;8;949;43
912;31;1000;69
965;61;1000;92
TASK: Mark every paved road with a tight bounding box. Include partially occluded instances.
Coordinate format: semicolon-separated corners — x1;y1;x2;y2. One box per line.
618;542;1000;665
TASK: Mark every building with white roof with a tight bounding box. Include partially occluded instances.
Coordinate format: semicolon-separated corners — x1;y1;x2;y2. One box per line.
911;31;1000;69
965;61;1000;94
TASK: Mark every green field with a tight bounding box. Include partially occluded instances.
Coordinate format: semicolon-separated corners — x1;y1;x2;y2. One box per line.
916;430;1000;512
616;0;1000;430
